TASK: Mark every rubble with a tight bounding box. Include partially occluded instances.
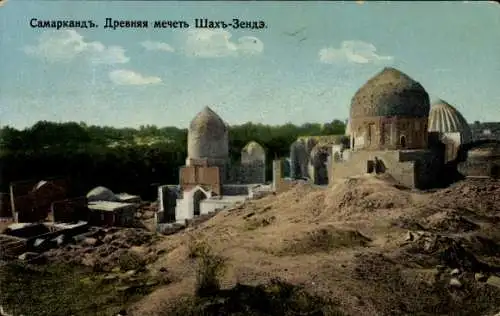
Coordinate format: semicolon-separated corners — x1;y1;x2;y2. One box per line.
43;227;161;271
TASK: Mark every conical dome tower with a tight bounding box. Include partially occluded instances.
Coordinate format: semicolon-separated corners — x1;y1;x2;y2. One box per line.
186;106;230;183
187;106;229;160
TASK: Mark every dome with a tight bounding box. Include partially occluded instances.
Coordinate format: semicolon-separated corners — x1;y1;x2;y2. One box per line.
189;106;227;135
86;186;118;202
242;141;265;160
428;99;472;143
187;106;229;160
350;67;430;119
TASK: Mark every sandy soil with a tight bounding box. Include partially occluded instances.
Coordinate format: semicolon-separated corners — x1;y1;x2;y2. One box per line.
36;175;500;315
114;174;500;316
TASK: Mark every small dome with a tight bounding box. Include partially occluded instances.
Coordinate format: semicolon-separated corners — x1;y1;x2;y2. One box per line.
86;186;118;202
428;99;472;143
242;141;265;159
350;67;430;119
189;106;227;135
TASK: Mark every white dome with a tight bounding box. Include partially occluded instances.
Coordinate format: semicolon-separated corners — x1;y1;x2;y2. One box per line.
428;99;472;143
86;186;118;202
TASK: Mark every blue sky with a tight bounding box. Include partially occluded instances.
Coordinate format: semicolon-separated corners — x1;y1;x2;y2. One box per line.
0;1;499;129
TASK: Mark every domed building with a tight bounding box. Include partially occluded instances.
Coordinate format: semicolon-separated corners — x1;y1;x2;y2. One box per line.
349;67;431;151
241;141;266;164
331;67;444;189
428;99;473;162
187;106;229;161
170;106;270;226
240;141;266;184
185;106;229;183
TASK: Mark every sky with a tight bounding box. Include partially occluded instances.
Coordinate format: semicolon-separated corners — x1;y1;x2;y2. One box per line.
0;1;499;129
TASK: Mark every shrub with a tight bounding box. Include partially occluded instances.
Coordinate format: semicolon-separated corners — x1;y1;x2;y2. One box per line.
187;237;226;297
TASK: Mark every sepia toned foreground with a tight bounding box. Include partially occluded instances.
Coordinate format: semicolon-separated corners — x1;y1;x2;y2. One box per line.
2;175;499;315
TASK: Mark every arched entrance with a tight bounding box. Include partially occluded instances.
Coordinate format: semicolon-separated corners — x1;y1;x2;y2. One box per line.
400;135;407;148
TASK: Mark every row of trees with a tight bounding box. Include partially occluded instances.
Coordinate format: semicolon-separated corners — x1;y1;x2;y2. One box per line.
0;120;346;200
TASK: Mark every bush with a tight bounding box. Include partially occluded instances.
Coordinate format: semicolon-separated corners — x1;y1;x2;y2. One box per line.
187;237;227;297
118;251;146;271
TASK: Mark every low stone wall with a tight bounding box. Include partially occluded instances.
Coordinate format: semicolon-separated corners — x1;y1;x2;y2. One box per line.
331;149;443;189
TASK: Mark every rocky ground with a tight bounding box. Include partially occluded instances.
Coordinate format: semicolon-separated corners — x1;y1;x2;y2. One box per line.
1;175;500;316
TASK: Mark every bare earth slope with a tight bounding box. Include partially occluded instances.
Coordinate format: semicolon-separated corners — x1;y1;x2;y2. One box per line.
130;175;500;316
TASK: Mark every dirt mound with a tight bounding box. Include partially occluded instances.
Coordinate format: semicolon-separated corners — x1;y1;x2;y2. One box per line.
108;178;500;315
398;231;495;272
430;179;500;212
278;226;371;255
424;210;480;233
327;175;412;212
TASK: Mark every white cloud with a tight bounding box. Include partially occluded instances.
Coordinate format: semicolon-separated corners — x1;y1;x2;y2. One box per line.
319;40;393;65
24;30;129;65
108;69;162;85
182;29;264;58
140;40;175;52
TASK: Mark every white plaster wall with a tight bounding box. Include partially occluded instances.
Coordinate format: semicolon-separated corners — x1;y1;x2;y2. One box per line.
175;196;193;223
200;198;246;215
200;201;220;215
158;186;166;213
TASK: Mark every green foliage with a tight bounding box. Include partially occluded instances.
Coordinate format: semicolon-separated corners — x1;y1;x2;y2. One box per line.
0;262;150;316
0;119;346;196
117;251;147;271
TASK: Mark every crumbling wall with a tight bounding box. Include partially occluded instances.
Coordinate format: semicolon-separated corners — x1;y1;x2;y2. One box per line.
239;161;266;184
179;165;221;195
331;150;417;188
9;178;69;222
273;159;293;193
